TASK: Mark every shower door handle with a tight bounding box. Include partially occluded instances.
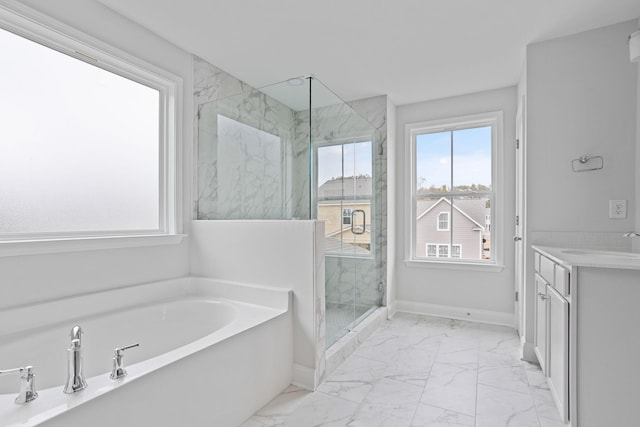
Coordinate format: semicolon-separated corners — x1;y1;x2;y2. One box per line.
351;210;366;235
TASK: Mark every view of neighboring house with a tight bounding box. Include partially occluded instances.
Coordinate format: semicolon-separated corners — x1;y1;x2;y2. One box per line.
416;197;490;260
317;177;491;259
317;176;372;255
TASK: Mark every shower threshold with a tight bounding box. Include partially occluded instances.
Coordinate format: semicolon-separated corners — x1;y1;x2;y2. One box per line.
324;305;387;378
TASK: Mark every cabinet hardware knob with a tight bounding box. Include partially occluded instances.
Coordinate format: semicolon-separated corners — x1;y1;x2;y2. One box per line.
538;292;549;300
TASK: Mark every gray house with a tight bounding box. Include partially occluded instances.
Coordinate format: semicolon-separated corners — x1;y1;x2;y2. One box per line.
415;197;490;260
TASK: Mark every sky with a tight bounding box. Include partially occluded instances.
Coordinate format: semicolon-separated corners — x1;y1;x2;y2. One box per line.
416;126;492;191
317;140;372;187
315;126;490;191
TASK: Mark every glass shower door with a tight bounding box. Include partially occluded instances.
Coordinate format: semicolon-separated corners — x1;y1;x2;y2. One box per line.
317;138;374;347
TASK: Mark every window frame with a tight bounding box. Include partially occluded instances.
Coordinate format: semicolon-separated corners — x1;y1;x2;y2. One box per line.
0;2;183;257
437;212;450;231
405;111;504;271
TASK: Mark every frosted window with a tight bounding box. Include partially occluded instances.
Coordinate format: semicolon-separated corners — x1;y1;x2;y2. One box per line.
0;27;161;235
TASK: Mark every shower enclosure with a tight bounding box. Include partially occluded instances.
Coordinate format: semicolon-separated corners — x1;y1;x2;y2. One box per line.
196;76;384;348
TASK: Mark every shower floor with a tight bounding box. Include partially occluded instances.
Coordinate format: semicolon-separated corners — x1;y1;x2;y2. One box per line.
326;303;376;348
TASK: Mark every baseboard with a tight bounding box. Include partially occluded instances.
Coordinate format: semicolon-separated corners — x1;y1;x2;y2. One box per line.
292;363;315;391
387;300;398;319
521;338;538;364
396;300;514;327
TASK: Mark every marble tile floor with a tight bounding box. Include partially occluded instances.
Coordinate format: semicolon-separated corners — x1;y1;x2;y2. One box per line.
326;303;376;348
241;313;565;427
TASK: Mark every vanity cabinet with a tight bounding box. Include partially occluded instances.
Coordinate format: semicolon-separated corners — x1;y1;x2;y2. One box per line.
534;251;570;424
532;246;640;427
534;274;547;372
547;283;569;422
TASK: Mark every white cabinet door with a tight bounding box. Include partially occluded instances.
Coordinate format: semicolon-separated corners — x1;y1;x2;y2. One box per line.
547;285;569;423
534;274;548;373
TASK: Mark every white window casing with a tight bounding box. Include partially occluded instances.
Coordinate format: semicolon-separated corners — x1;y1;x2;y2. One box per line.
0;2;184;257
405;111;504;271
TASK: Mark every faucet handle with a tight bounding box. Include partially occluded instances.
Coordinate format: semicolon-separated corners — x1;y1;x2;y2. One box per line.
0;366;38;404
110;343;139;380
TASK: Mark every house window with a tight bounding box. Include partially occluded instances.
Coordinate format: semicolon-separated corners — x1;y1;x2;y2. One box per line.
342;208;353;225
452;245;462;258
0;6;180;249
426;243;454;258
426;244;437;257
438;244;449;258
437;212;449;230
407;112;502;265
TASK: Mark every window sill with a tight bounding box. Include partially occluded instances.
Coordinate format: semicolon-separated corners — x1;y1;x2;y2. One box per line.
403;259;504;272
0;234;186;258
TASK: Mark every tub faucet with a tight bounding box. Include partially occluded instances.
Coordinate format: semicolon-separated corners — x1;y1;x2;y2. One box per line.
0;366;38;403
64;325;88;393
110;343;140;380
624;232;640;238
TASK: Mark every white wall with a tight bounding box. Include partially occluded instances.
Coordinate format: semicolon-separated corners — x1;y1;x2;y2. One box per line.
0;0;192;309
522;19;639;357
190;220;325;390
395;87;517;323
527;20;637;233
636;18;640;253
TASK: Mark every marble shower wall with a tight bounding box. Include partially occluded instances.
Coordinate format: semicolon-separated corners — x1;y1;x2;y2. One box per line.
198;89;298;219
195;56;302;220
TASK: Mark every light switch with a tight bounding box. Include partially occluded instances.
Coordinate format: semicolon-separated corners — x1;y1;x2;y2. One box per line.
609;200;627;219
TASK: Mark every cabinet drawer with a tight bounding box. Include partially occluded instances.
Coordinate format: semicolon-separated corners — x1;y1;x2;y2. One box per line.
539;255;556;285
555;265;570;297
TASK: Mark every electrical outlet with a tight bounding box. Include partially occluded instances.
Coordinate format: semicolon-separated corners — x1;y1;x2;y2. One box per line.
609;200;627;219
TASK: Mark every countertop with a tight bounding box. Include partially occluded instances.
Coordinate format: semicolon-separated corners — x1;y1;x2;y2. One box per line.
532;245;640;270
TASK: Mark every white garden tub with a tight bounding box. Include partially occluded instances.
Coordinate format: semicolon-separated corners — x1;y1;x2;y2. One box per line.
0;277;293;427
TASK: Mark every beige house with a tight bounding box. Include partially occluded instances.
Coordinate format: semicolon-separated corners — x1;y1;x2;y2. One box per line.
317;176;372;254
415;197;489;260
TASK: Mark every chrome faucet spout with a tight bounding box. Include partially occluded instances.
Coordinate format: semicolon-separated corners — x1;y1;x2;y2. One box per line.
64;325;87;394
624;232;640;238
70;325;82;344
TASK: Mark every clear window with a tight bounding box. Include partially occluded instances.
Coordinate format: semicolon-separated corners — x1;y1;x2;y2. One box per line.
0;11;179;244
409;112;501;265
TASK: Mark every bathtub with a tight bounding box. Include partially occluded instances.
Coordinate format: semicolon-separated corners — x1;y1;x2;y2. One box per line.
0;277;293;427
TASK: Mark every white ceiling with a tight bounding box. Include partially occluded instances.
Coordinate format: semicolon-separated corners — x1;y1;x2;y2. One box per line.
97;0;640;106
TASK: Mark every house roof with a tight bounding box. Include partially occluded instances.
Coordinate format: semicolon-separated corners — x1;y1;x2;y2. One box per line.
317;176;372;200
416;197;488;229
324;236;371;255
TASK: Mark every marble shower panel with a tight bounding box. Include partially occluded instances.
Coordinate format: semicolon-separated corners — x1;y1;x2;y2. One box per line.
197;89;297;219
